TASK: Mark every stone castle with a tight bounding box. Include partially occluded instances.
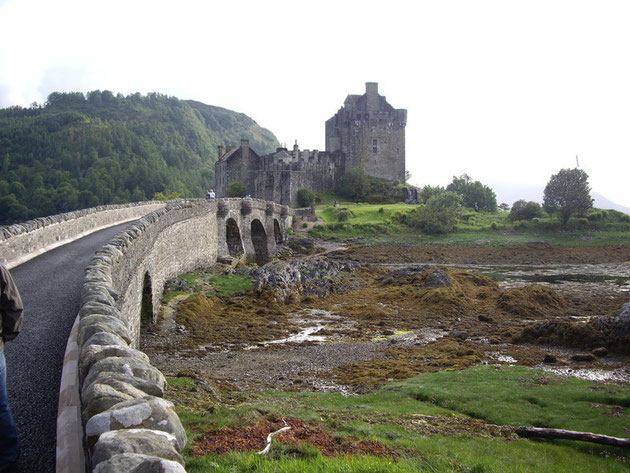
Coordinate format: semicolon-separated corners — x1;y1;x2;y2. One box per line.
215;82;407;206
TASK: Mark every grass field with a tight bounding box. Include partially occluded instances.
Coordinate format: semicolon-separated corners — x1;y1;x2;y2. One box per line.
176;365;630;473
310;202;630;247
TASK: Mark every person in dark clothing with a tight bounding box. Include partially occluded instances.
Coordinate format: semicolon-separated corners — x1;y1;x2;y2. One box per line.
0;265;22;472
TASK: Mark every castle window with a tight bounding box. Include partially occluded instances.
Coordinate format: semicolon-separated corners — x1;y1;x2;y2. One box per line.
372;139;378;154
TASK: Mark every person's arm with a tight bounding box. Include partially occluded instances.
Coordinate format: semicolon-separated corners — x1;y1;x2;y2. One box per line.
0;266;23;342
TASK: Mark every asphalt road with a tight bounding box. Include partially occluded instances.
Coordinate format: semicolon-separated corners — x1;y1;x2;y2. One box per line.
4;222;135;473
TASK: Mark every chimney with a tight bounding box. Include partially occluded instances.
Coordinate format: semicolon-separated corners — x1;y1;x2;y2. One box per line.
240;139;249;159
218;145;223;158
366;82;378;110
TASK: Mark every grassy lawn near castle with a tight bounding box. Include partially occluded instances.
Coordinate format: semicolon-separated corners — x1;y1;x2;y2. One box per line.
174;365;630;473
310;202;630;247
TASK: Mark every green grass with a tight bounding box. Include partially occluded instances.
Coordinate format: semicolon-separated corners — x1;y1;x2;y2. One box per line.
319;203;413;224
393;365;630;437
166;376;196;387
207;274;253;297
311;203;630;247
161;290;189;304
179;366;630;473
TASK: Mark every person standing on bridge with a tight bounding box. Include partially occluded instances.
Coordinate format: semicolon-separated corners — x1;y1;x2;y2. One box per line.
0;265;22;472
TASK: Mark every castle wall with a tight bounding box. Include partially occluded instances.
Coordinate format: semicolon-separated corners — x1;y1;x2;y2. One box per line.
250;150;342;206
215;83;406;207
325;83;407;182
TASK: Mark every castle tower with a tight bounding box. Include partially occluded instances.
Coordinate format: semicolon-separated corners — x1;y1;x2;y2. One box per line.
325;82;407;182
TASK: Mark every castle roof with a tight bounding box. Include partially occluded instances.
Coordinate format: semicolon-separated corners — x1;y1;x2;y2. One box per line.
216;147;240;163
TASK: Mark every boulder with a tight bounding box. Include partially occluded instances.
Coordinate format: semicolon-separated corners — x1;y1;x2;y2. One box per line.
93;453;186;473
424;270;452;288
81;284;117;306
82;332;129;350
85;397;186;451
238;257;359;301
592;347;609;358
78;315;131;347
91;429;183;467
82;381;148;420
571;353;595;362
612;303;630;337
79;302;124;320
83;372;165;398
82;357;166;394
79;345;150;382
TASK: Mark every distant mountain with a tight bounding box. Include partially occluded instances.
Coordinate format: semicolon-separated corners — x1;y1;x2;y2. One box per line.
491;183;630;215
591;192;630;215
0;91;279;224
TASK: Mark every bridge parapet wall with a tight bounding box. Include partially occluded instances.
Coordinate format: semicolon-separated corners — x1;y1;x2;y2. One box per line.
0;201;166;269
67;198;291;472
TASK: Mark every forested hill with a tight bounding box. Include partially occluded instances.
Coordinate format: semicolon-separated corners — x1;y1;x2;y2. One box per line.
0;91;279;224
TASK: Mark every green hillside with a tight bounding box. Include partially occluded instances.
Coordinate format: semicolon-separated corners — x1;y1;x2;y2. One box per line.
0;91;279;224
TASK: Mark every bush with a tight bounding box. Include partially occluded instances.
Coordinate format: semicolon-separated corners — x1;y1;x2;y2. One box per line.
509;200;544;221
336;168;403;204
297;188;318;207
567;217;589;228
227;181;246;198
406;191;462;234
336;209;353;222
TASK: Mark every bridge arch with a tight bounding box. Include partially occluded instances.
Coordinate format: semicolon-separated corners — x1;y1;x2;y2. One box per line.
250;218;269;266
0;198;295;471
274;218;283;244
225;217;244;257
140;271;154;329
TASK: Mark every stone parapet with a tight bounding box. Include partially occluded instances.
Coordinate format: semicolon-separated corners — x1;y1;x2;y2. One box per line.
0;201;167;268
58;198;292;472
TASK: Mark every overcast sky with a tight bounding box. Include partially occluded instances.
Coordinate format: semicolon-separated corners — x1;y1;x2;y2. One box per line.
1;0;629;207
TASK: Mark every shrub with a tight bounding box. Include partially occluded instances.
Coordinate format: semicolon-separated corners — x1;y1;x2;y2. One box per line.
509;200;544;221
336;209;353;222
567;217;589;227
406;191;462;234
336;168;402;204
297;188;318;207
227;181;246;198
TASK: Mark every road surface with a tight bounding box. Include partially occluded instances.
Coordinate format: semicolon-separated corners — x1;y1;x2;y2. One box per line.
4;221;135;472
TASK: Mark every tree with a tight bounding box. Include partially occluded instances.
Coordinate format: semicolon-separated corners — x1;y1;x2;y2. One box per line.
418;185;445;204
543;168;593;225
336;168;369;201
498;203;510;212
407;191;462;234
446;174;497;212
509;200;544;221
227;181;246;198
297;188;318;207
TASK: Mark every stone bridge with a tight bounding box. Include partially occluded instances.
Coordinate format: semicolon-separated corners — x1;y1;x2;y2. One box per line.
0;198;305;472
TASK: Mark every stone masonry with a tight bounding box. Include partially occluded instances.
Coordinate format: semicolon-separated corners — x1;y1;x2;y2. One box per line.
215;83;407;206
1;199;293;472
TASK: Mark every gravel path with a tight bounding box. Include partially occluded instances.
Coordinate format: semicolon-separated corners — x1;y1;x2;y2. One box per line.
4;221;134;473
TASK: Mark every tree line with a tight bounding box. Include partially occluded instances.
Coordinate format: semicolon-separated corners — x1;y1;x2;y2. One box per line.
0;91;278;224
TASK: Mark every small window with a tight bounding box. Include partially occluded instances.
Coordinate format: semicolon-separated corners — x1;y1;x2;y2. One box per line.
372;139;378;154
